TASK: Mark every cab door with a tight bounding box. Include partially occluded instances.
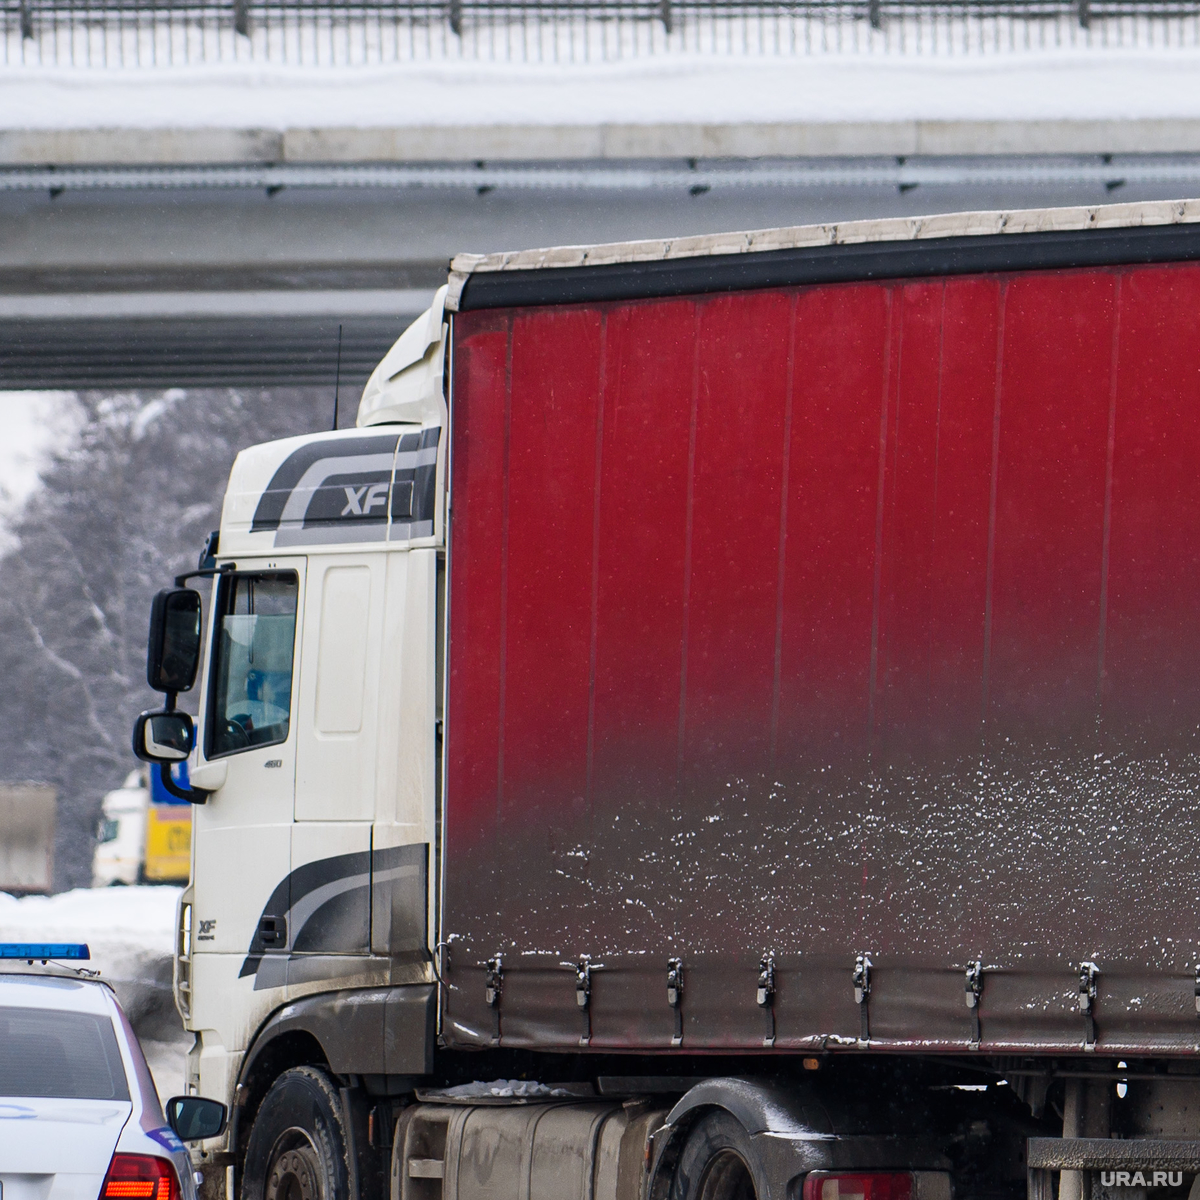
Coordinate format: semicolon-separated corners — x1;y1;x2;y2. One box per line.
287;552;388;991
189;560;305;1005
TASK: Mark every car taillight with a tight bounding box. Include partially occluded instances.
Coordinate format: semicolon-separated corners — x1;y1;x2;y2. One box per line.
99;1154;181;1200
802;1173;914;1200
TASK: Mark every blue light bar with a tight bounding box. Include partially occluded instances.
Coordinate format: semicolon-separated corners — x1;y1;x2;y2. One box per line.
0;943;90;960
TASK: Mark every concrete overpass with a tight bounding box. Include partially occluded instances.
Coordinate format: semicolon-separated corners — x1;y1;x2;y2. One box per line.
6;126;1200;391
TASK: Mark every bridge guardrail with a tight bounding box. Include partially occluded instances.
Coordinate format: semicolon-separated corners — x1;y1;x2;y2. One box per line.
5;0;1200;67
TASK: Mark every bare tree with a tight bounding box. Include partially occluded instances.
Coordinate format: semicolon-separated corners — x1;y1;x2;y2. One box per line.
0;387;331;890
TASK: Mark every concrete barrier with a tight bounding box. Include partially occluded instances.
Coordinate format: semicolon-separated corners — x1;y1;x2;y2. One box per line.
7;119;1200;166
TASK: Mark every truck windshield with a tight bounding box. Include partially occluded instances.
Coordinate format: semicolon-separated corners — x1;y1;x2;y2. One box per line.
0;1007;130;1100
208;572;298;757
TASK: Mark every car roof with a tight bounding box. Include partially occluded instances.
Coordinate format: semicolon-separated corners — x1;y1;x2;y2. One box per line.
0;973;117;1016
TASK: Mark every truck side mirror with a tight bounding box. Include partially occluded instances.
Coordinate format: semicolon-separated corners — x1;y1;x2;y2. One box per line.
133;711;194;763
165;1095;227;1141
147;588;202;694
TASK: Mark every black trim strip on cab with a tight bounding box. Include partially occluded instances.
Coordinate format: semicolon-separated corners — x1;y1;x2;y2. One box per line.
456;221;1200;311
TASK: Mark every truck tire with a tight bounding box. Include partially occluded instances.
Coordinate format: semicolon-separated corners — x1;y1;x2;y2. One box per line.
669;1111;763;1200
241;1066;353;1200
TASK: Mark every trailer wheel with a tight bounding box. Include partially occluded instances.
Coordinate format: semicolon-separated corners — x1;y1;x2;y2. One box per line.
241;1066;353;1200
669;1111;762;1200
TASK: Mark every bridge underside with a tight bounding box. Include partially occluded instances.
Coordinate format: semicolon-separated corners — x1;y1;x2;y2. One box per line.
4;156;1200;391
0;315;409;392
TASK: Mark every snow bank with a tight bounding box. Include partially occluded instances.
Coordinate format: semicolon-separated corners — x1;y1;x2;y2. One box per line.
0;886;183;1041
0;884;179;946
5;48;1200;131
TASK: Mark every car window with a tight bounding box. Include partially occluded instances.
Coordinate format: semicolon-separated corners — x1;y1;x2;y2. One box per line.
207;572;299;758
0;1007;130;1100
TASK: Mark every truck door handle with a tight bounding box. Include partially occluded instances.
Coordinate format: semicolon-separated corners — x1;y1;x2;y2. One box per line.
257;916;287;948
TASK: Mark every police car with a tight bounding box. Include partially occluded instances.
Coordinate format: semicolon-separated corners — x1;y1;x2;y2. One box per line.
0;943;226;1200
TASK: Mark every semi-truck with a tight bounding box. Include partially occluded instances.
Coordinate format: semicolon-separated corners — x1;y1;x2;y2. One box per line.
135;195;1200;1200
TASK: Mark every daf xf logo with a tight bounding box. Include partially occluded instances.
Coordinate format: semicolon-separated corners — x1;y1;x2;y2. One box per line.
250;428;440;547
340;483;389;517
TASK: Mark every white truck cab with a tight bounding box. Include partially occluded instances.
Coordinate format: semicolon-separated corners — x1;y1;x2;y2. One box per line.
135;290;449;1190
92;770;147;887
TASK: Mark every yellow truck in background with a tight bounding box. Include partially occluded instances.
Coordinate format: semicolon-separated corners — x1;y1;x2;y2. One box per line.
92;767;190;886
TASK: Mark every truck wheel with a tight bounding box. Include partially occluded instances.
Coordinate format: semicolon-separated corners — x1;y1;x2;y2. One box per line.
669;1111;762;1200
242;1067;353;1200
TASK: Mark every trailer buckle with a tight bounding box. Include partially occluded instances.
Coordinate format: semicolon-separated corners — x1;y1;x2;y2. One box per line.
483;954;504;1045
1079;961;1099;1050
853;954;872;1047
757;952;776;1048
485;955;503;1008
561;956;603;1046
965;960;984;1050
667;958;684;1046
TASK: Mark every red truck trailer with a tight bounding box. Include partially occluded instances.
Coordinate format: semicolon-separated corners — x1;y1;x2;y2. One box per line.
445;201;1200;1054
138;198;1200;1200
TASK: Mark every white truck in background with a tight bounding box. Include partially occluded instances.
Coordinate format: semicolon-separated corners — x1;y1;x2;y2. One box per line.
93;769;148;887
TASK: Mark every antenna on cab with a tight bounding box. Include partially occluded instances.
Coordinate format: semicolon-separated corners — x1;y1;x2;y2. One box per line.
331;323;344;430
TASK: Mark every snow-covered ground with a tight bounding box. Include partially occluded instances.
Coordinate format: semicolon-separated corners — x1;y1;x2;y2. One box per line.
0;885;188;1101
0;882;178;951
4;47;1200;131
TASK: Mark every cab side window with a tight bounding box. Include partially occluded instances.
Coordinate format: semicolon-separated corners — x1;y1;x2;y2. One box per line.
207;572;298;758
